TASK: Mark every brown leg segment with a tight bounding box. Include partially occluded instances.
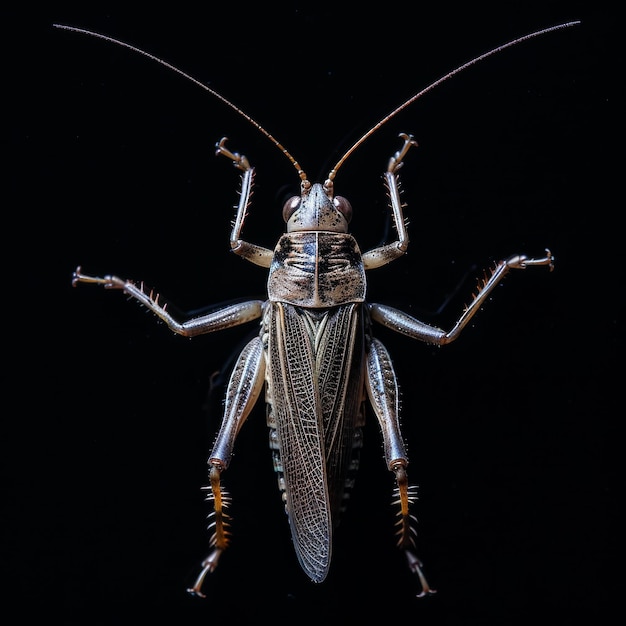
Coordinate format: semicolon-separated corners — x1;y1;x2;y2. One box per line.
393;463;436;597
187;464;231;597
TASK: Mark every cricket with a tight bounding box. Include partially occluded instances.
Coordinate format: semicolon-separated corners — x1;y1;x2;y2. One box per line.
58;20;578;597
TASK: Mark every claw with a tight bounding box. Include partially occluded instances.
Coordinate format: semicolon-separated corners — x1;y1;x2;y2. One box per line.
72;266;111;287
186;548;223;598
506;248;555;271
405;550;437;597
522;247;555;271
215;137;250;171
388;133;418;173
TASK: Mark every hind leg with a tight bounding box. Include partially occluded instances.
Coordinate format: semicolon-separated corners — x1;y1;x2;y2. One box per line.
365;336;436;596
187;336;265;597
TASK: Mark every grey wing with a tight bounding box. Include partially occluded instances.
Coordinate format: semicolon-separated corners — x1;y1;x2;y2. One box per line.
313;303;365;518
268;302;364;583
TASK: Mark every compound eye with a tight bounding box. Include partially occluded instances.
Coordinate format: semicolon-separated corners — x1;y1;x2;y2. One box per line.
333;196;353;223
282;196;300;222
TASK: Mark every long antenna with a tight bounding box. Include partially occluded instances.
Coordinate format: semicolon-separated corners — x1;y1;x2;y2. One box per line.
326;21;580;182
53;23;309;183
55;21;579;187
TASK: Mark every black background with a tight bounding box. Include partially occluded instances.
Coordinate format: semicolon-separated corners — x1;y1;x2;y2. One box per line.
5;2;619;624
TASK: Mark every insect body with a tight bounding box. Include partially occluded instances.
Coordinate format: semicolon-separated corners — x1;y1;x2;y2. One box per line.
62;21;577;597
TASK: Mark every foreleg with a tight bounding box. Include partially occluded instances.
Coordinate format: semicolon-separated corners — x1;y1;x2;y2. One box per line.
215;137;273;267
362;133;418;270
